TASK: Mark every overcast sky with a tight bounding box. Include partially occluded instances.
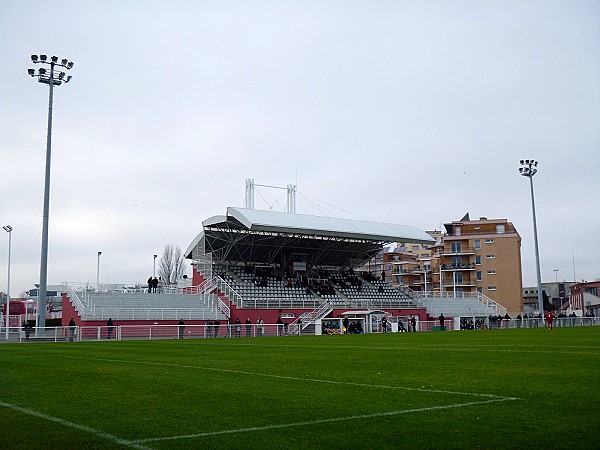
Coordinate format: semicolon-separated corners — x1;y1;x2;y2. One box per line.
1;0;599;296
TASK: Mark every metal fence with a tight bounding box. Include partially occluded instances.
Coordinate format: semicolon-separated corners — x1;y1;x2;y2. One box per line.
6;316;600;343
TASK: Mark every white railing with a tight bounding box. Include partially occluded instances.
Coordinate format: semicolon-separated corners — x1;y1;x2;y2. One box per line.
9;316;600;343
62;281;227;321
289;301;333;334
63;283;88;318
397;286;507;316
475;292;507;316
79;308;222;321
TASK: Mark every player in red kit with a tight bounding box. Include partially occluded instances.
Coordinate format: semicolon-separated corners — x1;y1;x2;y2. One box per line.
544;311;555;331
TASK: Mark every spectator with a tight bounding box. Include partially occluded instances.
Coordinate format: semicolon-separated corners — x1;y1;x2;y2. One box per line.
245;318;252;337
23;321;33;342
234;318;242;337
68;318;76;342
257;317;264;337
178;319;185;339
410;315;417;332
107;318;114;340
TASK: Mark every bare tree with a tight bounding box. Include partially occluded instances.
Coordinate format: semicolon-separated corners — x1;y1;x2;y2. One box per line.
158;244;186;285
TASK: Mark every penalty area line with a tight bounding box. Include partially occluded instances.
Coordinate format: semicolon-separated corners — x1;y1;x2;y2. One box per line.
0;401;153;450
133;397;518;444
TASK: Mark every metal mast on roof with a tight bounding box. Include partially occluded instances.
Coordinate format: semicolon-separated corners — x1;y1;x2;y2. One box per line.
244;178;296;213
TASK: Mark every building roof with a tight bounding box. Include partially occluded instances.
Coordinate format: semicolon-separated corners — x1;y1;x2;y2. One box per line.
185;208;434;268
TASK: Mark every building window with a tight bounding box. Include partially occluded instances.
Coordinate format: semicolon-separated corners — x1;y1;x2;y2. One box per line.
474;239;481;250
485;239;494;244
487;286;497;291
477;287;483;294
475;255;482;265
486;254;495;259
411;245;419;252
451;242;462;253
476;271;482;281
474;225;480;230
455;226;461;236
487;270;496;275
496;224;505;234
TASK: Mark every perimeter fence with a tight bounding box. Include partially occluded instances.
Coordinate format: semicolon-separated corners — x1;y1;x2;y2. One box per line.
6;316;599;343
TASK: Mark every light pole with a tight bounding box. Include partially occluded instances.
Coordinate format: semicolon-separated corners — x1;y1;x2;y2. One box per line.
3;225;12;340
153;255;157;277
553;269;559;283
519;159;544;316
28;54;74;330
97;251;102;290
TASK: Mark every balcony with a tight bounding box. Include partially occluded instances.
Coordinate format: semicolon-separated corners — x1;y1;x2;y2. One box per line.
441;264;475;271
440;247;475;256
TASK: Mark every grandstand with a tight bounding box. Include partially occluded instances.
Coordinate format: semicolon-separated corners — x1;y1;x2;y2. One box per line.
58;206;507;335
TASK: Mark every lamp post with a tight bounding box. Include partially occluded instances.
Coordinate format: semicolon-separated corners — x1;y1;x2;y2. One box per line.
519;159;544;316
554;269;559;283
97;252;102;290
3;225;12;340
28;54;74;331
153;255;157;277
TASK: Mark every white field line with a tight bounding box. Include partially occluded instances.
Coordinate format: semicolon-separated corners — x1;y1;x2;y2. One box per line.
58;354;517;400
231;342;600;355
132;397;516;444
0;401;153;450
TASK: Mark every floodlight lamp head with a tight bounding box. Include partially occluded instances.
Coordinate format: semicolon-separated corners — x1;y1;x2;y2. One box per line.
66;75;72;82
58;72;65;80
3;225;12;232
40;54;47;61
520;160;524;165
51;55;58;63
31;55;38;62
67;61;74;69
534;161;538;167
61;58;68;66
28;68;35;76
38;68;46;75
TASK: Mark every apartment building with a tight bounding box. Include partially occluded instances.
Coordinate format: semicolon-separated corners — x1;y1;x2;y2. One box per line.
382;215;523;315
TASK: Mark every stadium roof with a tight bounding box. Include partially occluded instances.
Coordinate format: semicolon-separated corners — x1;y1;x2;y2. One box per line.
185;207;434;268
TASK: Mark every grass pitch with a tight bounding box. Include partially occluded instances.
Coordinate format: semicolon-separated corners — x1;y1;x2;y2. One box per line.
1;327;599;449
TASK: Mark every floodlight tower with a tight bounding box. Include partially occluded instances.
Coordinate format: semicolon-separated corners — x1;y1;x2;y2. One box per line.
28;54;74;330
519;159;544;316
3;225;12;340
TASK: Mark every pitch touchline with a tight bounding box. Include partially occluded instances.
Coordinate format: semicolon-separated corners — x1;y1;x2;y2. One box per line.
132;398;517;444
233;342;600;355
58;354;514;400
0;401;153;450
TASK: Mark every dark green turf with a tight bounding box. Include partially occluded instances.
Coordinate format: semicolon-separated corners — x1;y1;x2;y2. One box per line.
1;327;599;449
